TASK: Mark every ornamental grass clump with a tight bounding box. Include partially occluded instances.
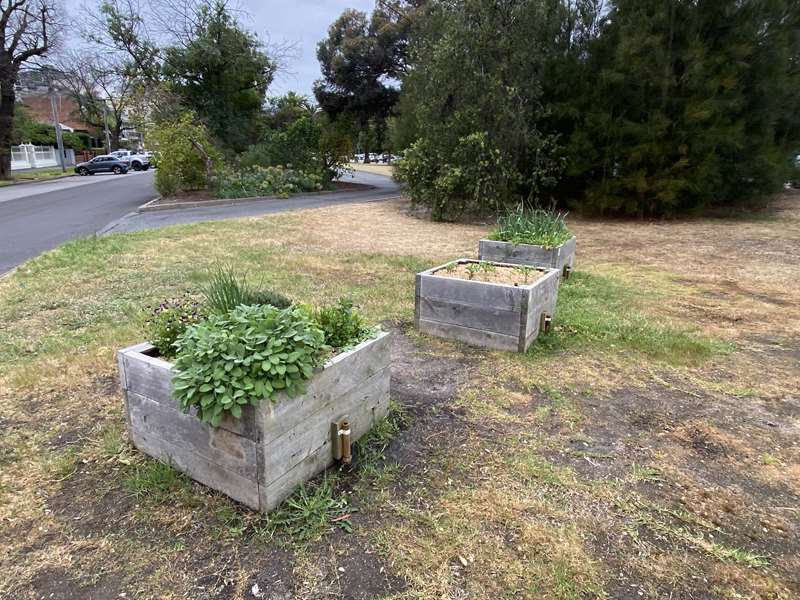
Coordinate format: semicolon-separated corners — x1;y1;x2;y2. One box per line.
201;266;291;314
172;305;326;426
489;207;572;249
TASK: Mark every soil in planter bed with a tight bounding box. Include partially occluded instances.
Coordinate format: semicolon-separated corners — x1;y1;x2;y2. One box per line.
433;261;546;286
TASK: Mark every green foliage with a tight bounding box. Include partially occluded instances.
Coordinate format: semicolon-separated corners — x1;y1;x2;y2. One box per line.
201;266;291;314
12;106;89;150
393;0;566;220
161;1;275;152
489;208;572;248
149;113;221;196
529;272;730;365
268;477;353;543
172;305;326;426
215;166;323;199
143;295;206;358
314;299;372;349
242;103;352;183
396;0;800;217
314;6;406;158
354;400;407;475
124;460;191;500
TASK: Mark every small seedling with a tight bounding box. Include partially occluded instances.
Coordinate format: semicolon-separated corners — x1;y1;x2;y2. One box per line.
465;263;481;280
444;262;457;274
515;265;536;284
479;261;496;276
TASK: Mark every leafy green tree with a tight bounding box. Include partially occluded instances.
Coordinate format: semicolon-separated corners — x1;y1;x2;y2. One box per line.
12;105;89;150
394;0;569;219
149;112;221;196
558;0;800;215
162;1;275;152
314;7;405;162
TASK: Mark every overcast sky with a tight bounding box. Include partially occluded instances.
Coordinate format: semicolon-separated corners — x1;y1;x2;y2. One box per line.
63;0;376;99
247;1;375;97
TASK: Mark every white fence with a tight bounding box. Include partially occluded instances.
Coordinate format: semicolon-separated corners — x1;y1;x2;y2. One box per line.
10;144;74;170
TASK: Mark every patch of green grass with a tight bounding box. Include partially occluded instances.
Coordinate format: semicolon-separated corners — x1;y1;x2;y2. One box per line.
44;448;79;482
354;400;407;478
0;169;71;187
22;235;133;275
265;477;353;544
123;460;192;501
528;272;730;365
631;464;663;483
512;453;572;487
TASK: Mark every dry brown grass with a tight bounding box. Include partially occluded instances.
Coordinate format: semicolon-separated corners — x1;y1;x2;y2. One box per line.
0;192;799;599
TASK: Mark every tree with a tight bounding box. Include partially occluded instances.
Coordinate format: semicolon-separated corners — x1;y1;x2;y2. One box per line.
393;0;573;219
0;0;59;178
313;7;404;162
161;0;275;152
559;0;800;215
56;51;135;151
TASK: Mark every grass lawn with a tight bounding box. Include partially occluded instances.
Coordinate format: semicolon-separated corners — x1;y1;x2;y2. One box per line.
0;168;73;186
1;193;799;599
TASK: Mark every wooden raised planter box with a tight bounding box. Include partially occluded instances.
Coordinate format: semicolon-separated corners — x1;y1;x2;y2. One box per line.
479;236;577;278
117;331;392;512
414;259;560;352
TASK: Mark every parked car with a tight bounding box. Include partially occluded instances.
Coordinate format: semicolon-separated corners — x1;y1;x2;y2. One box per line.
109;149;151;171
74;155;130;175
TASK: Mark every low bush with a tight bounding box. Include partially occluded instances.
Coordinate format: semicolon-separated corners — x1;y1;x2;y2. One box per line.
172;305;326;426
202;266;291;314
489;207;572;248
149;112;221;197
143;295;206;358
215;166;323;199
314;299;372;349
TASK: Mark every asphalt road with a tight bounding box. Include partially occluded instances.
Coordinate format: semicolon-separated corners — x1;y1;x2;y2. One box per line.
0;171;157;274
0;169;400;275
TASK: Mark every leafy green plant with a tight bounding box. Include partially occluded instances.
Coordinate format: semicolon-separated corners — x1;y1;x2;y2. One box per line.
444;262;457;274
201;266;291;314
479;261;496;275
489;207;572;248
465;263;481;280
149;112;221;196
143;295;206;358
215;165;323;199
314;299;372;349
515;265;538;284
172;305;326;426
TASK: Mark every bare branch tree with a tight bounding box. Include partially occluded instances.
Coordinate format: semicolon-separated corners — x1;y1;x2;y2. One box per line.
0;0;61;178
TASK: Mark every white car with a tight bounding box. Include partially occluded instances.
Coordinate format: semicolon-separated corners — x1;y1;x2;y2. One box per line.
109;150;151;171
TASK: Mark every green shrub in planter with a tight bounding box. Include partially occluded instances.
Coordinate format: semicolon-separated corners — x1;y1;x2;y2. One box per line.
314;299;372;350
488;207;572;249
172;305;326;426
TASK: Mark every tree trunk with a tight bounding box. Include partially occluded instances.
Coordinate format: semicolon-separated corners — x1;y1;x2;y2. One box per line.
0;65;18;180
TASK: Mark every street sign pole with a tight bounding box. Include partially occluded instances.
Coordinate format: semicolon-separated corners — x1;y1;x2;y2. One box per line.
49;92;66;173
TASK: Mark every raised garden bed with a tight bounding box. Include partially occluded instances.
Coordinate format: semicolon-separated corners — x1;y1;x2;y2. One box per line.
117;331;391;512
415;259;560;352
478;235;577;278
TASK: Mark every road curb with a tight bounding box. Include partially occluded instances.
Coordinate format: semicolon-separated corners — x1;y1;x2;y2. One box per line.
136;185;378;213
0;173;76;188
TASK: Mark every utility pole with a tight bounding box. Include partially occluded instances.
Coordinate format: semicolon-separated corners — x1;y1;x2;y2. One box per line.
46;73;66;173
103;104;112;153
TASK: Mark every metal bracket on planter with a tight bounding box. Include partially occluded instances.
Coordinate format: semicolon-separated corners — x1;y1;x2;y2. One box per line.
563;264;572;279
331;417;352;464
540;313;553;334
